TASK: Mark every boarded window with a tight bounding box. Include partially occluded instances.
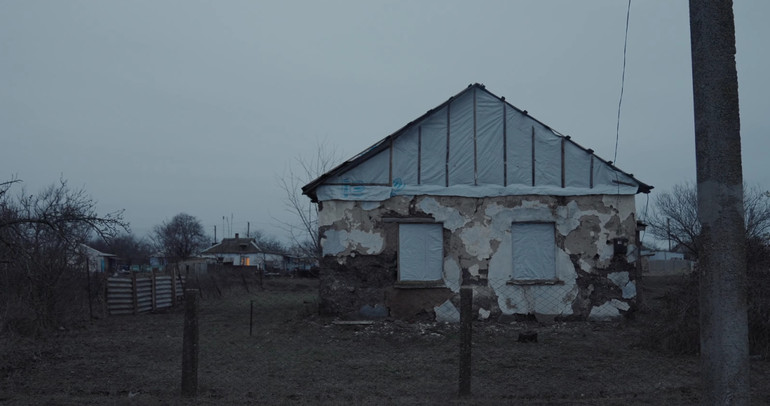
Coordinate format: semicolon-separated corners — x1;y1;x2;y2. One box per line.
512;222;556;281
398;223;443;282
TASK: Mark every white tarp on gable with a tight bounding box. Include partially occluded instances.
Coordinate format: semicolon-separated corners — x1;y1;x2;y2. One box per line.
326;149;390;185
505;105;533;186
315;183;639;201
448;90;475;185
564;141;592;188
593;158;636;191
534;125;561;187
393;127;419;186
476;90;505;185
419;108;448;186
315;86;644;202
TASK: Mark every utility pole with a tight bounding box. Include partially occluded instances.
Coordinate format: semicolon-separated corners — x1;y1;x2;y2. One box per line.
689;1;749;404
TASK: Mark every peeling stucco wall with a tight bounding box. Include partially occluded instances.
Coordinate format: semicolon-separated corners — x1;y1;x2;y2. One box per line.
317;194;639;322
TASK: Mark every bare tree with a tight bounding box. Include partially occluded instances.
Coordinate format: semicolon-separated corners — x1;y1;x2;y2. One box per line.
646;182;770;258
89;232;153;270
646;182;701;256
0;178;127;333
0;178;125;243
152;213;208;262
276;141;341;260
250;229;286;254
743;187;770;242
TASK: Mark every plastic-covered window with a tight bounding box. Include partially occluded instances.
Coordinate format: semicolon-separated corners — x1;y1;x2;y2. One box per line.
398;223;443;282
512;222;556;281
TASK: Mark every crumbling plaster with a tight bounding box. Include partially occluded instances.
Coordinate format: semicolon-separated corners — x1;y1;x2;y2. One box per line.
318;193;638;320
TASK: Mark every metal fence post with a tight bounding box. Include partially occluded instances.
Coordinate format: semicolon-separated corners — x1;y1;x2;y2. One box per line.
151;269;157;312
131;272;138;315
459;286;473;397
171;269;178;307
181;289;199;397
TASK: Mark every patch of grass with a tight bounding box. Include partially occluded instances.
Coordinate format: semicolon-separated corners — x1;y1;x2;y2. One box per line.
2;276;770;404
639;270;770;358
638;274;700;355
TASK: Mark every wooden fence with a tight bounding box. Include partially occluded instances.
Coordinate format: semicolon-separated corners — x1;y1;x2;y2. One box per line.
107;272;185;315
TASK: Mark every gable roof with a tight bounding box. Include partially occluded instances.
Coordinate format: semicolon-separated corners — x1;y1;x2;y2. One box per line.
200;237;287;256
200;237;261;255
303;83;652;202
79;244;116;258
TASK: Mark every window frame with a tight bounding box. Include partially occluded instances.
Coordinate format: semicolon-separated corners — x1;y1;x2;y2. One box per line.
395;221;446;288
508;221;562;285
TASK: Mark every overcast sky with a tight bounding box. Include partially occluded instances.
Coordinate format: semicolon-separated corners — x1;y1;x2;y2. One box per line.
2;1;768;245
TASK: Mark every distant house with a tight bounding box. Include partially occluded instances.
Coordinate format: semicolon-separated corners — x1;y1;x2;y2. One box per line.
302;83;652;321
641;246;694;275
285;255;316;271
79;244;118;273
284;254;319;276
671;242;697;261
642;249;685;261
149;252;168;271
200;234;284;271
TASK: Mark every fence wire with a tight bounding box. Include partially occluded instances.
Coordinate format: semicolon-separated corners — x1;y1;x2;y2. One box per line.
2;266;769;404
187;268;770;404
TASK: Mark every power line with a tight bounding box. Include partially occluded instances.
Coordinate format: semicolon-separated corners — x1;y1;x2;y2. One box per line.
614;0;632;165
612;0;632;233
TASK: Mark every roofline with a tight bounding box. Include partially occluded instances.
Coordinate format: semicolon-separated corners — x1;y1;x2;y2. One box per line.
302;83;653;201
200;237;289;256
79;243;117;257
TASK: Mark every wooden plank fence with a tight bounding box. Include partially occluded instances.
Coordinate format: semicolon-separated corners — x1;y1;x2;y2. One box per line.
107;272;185;315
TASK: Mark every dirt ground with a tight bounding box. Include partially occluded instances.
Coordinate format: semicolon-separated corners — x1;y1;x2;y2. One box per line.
1;276;768;405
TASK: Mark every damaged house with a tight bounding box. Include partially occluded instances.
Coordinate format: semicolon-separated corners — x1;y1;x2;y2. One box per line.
302;84;652;322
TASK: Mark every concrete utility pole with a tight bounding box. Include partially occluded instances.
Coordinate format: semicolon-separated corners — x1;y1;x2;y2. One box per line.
689;1;749;404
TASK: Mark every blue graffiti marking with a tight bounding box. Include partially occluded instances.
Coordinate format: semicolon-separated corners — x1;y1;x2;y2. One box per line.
390;178;405;197
342;178;366;198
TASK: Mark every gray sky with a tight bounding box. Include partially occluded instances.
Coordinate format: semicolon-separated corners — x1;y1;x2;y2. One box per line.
2;1;768;244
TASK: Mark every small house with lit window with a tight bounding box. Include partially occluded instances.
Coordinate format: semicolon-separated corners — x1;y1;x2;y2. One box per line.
302;84;652;322
200;234;284;271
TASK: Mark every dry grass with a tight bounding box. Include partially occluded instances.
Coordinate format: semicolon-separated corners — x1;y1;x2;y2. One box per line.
1;277;769;405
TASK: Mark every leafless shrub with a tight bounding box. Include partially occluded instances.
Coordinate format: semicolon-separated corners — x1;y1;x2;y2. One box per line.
641;182;770;356
276;140;342;261
0;178;126;335
746;241;770;358
640;273;700;355
642;251;770;357
647;182;770;259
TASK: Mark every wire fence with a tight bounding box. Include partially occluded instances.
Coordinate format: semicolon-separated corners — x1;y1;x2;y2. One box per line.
171;267;770;404
184;268;770;404
3;266;770;404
